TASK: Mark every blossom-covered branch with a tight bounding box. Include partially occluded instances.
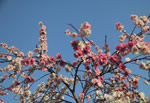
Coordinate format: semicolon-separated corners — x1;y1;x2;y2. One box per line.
0;14;150;103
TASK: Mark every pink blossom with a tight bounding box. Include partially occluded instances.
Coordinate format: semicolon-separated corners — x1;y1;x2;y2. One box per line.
85;25;90;29
122;75;127;81
79;93;84;98
115;43;127;52
132;79;138;87
71;40;80;51
25;76;35;83
124;69;130;76
98;54;108;65
100;55;108;65
116;41;136;56
95;68;101;76
30;58;35;65
56;53;62;60
116;22;121;26
65;29;71;35
70;32;78;38
84;59;92;65
127;41;136;49
120;43;126;50
92;78;98;84
97;81;103;88
116;22;124;32
22;57;30;66
115;45;120;50
130;15;138;21
22;57;35;66
74;50;83;58
39;59;46;66
25;76;31;83
82;45;91;54
49;56;55;62
79;22;91;38
119;63;126;70
109;54;120;64
0;99;4;102
98;76;105;82
73;61;78;66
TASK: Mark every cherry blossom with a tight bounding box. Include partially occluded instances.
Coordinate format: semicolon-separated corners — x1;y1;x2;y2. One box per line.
0;14;150;103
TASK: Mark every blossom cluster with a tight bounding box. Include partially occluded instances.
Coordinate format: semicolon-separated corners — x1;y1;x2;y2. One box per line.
79;22;91;38
115;41;136;56
39;22;48;53
65;22;91;39
0;14;150;103
116;22;124;32
22;57;35;66
131;15;150;27
71;40;91;58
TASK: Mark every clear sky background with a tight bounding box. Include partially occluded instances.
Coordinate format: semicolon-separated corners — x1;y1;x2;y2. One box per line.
0;0;150;103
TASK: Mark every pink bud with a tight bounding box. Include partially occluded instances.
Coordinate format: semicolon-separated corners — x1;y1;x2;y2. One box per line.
79;93;84;99
56;53;62;60
26;76;31;83
49;56;55;62
0;99;4;102
30;58;35;65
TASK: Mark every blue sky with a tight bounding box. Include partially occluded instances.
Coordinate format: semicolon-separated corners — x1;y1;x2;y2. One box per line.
0;0;150;102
